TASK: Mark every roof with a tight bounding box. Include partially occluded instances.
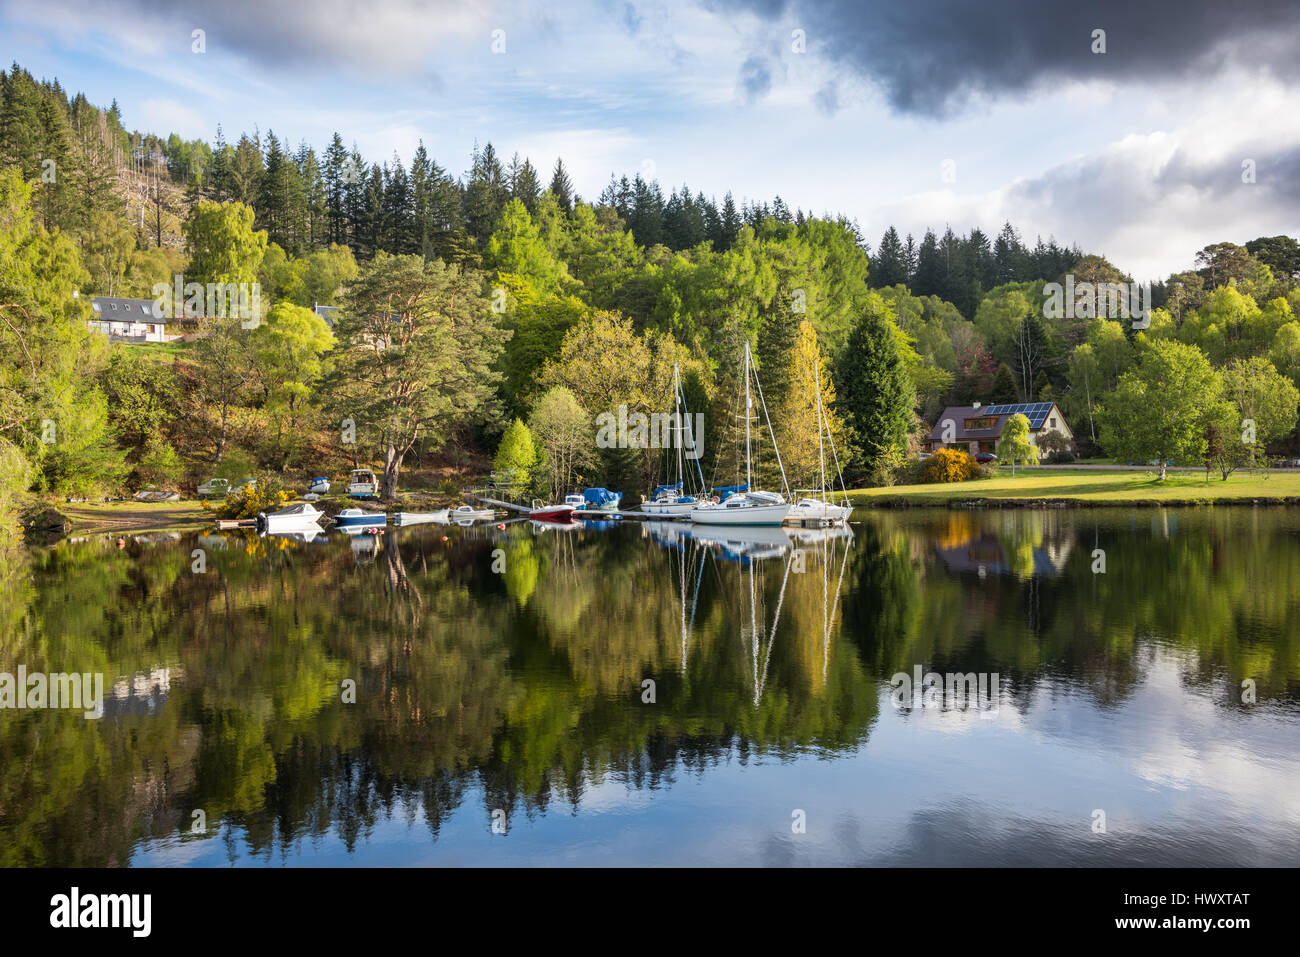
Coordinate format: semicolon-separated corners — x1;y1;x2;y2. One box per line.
313;304;338;328
90;296;162;320
927;402;1060;442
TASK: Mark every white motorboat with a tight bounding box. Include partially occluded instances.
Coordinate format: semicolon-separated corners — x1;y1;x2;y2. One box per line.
256;502;325;534
450;504;495;521
347;468;379;498
691;342;791;527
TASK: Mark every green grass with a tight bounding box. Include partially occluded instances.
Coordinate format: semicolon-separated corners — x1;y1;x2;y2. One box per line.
128;340;193;363
850;468;1300;504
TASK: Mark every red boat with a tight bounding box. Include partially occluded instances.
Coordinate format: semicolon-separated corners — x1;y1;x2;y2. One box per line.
528;503;575;522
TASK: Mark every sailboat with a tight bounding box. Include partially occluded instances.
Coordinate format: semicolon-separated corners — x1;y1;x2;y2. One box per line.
691;342;791;526
641;362;706;516
786;356;853;526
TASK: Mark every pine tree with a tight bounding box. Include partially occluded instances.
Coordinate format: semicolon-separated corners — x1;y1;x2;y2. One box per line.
989;362;1019;403
323;132;348;246
912;229;942;299
871;226;907;287
834;294;915;484
548;157;574;213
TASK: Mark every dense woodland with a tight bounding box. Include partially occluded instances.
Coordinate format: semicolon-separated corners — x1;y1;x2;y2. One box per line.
4;61;1300;532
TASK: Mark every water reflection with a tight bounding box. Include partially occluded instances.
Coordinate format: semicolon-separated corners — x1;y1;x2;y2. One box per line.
1;509;1298;866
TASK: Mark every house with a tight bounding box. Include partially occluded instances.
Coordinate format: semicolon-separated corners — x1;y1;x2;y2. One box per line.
312;303;337;328
925;402;1073;460
86;296;172;342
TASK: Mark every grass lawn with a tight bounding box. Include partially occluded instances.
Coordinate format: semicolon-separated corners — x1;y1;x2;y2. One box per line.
128;341;193;363
849;468;1300;505
58;499;210;531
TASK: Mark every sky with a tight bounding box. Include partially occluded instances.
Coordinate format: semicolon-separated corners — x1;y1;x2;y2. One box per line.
3;0;1298;280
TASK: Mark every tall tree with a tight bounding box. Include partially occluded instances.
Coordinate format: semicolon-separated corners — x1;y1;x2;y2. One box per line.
329;253;505;498
834;293;915;484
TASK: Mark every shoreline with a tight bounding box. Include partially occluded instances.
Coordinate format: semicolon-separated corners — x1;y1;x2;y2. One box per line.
856;496;1300;509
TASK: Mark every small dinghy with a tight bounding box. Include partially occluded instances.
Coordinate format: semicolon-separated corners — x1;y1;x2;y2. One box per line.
257;502;325;534
335;507;387;529
450;504;494;521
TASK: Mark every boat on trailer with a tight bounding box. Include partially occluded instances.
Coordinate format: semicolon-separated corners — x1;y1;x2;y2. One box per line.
347;468;379;498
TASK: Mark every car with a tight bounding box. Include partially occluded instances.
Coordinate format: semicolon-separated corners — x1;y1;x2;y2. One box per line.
918;452;932;461
196;477;229;498
975;452;999;464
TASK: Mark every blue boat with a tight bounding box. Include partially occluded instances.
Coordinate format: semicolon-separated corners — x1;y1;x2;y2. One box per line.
334;507;387;529
564;488;622;512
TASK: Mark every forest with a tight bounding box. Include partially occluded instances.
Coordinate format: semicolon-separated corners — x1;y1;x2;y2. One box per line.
3;59;1300;533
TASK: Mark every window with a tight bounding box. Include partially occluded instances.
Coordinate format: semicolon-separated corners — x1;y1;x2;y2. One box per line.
1049;417;1056;428
964;417;997;430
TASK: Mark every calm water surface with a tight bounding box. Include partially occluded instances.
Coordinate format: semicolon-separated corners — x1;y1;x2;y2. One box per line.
3;508;1299;866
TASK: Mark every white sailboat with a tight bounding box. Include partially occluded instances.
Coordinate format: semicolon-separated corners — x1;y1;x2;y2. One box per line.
691;342;791;526
641;362;706;516
786;356;853;526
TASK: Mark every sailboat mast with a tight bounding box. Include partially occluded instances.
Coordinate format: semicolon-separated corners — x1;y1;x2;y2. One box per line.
815;357;826;501
673;362;684;490
744;341;752;490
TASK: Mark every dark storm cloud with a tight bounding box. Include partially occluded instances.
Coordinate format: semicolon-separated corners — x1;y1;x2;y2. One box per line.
709;0;1300;115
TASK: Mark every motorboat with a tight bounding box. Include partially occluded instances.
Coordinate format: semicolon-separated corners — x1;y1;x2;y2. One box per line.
529;501;575;522
308;476;331;495
334;507;387;529
256;502;325;534
450;504;495;521
347;468;379;498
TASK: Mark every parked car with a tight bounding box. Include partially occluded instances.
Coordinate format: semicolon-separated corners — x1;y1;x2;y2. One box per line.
196;477;229;498
975;452;999;464
918;452;932;461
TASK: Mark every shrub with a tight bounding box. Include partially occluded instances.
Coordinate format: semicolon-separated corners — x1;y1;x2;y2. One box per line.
922;448;980;483
215;475;293;519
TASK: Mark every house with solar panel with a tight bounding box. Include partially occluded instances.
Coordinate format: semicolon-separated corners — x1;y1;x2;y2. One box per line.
925;402;1073;460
